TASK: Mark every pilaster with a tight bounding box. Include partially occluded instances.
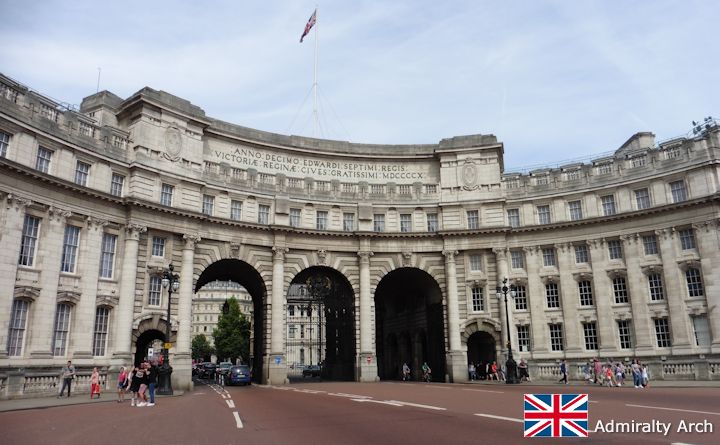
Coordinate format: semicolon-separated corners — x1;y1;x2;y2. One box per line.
656;228;692;352
523;246;548;354
555;243;582;355
621;235;655;353
358;250;378;382
692;220;720;351
112;223;146;362
269;243;288;384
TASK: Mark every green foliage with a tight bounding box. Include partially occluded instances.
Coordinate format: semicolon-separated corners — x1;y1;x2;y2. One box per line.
191;334;214;361
212;297;251;364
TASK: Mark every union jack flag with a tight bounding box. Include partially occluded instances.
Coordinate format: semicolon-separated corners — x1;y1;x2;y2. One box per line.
523;393;588;438
300;9;317;43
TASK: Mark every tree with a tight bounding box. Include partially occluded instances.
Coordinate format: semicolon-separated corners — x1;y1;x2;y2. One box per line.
213;297;251;364
191;334;214;362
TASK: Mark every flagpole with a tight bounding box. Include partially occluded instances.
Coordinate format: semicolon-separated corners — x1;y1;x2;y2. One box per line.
313;6;319;137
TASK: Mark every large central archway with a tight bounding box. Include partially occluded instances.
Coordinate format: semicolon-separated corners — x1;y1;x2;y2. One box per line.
374;268;446;381
194;259;266;383
286;266;356;381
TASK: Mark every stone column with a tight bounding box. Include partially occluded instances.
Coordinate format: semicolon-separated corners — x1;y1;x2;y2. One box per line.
174;233;200;391
693;221;720;351
0;195;31;358
29;206;72;358
556;243;582;355
656;228;692;352
112;224;146;362
358;250;377;381
523;247;548;355
621;235;655;354
71;217;107;359
443;249;466;382
492;248;510;354
588;239;619;354
269;244;288;384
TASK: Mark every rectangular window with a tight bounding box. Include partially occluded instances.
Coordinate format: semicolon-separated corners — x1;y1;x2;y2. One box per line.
99;233;117;279
316;211;328;230
578;281;593;306
202;195;214;216
425;184;437;194
112;135;126;149
36;147;52;173
670;180;687;203
400;214;412;232
398;185;412;195
469;254;482;272
643;235;658;255
8;299;29;356
148;276;162;306
52;304;71;356
258;204;270;224
607;239;623;260
542;247;556;267
568;200;583;221
300;324;305;339
648;273;664;301
654;318;671;348
110;173;125;197
40;103;58;122
546;283;560;308
549;323;564;351
0;131;10;158
507;209;520;228
613;277;629;304
230;200;243;221
685;268;704;297
343;213;355;232
289;325;296;339
92;306;109;356
601;195;616;216
692;316;711;347
288;178;301;189
160;184;174;206
61;225;81;273
374;214;385;232
288;305;295;317
635;188;651;210
574;244;589;263
151;236;165;257
537;205;551;224
514;285;528;310
678;228;696;250
583;322;598;350
471;286;484;312
74;161;90;186
19;215;41;267
617;320;632;349
370;184;384;195
289;208;301;227
426;213;438;232
467;210;479;229
79;121;95;138
517;325;530;352
510;251;524;269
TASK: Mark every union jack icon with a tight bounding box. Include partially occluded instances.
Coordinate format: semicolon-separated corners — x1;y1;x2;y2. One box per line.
523;394;588;437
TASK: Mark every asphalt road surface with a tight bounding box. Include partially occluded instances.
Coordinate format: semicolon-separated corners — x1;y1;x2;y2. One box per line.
1;380;718;445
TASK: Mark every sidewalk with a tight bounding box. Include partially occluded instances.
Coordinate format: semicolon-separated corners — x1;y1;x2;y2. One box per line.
0;391;184;413
466;379;720;388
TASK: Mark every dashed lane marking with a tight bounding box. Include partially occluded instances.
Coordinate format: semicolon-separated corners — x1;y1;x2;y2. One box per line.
226;399;235;409
474;413;523;423
463;388;505;394
351;399;403;407
625;404;720;416
232;411;244;429
222;394;230;399
424;385;452;389
387;400;446;411
328;392;372;399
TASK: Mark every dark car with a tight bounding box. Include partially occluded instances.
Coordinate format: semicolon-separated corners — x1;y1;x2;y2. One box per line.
302;365;321;378
201;362;217;379
228;365;252;386
216;362;233;378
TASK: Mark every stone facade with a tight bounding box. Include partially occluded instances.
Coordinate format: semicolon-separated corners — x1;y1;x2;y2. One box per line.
0;73;718;398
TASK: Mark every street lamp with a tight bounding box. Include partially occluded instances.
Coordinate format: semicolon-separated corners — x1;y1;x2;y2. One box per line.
496;277;519;384
158;263;180;395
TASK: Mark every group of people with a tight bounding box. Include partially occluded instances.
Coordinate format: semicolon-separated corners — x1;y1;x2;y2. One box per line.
117;361;159;406
468;361;502;381
581;358;650;388
57;361;101;398
401;362;433;382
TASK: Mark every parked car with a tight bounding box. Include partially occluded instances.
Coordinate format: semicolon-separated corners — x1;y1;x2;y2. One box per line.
302;365;321;378
228;365;252;386
201;362;217;379
216;362;233;376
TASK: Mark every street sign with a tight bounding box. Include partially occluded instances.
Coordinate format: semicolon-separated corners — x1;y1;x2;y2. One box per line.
274;356;281;365
164;342;172;350
148;348;154;357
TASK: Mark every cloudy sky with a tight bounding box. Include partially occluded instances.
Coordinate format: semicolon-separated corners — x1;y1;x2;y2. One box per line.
1;0;717;169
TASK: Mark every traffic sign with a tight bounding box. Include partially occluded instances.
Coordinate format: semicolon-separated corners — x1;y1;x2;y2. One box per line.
164;342;172;350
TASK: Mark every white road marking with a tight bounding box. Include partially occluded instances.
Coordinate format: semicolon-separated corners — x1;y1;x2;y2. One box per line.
226;399;235;409
424;385;452;389
232;411;244;429
671;443;701;445
463;388;505;394
295;389;327;394
474;413;523;423
351;399;403;407
328;392;372;399
388;400;446;411
625;404;720;416
222;394;230;399
192;392;206;395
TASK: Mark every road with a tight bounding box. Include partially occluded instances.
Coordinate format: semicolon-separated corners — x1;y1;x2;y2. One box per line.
1;380;718;445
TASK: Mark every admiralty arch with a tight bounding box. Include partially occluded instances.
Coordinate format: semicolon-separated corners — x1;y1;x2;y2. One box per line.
0;72;718;398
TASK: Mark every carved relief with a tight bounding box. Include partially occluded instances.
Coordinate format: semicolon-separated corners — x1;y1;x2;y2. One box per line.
442;250;459;262
316;249;328;265
401;251;412;267
164;126;183;161
357;251;374;264
125;224;147;240
460;160;479;191
183;233;201;249
272;246;289;261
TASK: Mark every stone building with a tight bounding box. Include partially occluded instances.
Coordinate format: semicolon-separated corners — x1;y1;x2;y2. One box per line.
193;280;253;353
0;72;718;398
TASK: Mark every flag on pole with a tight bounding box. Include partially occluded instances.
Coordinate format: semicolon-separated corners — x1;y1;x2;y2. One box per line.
300;9;317;43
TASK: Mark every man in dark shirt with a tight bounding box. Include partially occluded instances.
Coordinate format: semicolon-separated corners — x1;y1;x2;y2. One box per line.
147;361;158;406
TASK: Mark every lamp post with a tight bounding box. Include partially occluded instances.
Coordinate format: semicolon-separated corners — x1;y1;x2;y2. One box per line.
158;263;180;395
496;277;519;384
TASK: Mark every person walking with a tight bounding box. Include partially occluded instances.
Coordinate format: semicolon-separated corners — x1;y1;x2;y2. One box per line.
90;367;101;399
468;362;476;381
518;358;529;382
402;362;410;381
147;361;158;406
558;359;568;384
631;360;642;388
117;367;128;402
57;360;76;398
490;361;499;381
641;364;649;388
135;363;148;407
128;366;140;406
593;358;602;385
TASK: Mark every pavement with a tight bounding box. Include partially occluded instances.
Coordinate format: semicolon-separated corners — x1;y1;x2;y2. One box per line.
0;378;716;412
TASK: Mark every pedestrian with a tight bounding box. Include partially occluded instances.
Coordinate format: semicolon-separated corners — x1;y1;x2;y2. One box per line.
135;363;148;407
582;362;591;382
631;360;642;388
402;362;411;381
593;358;602;385
468;362;476;381
128;366;140;406
558;359;568;384
147;361;158;406
615;363;625;387
117;366;128;402
518;358;530;382
57;360;76;398
90;367;101;399
604;366;615;387
490;361;499;381
641;364;649;388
